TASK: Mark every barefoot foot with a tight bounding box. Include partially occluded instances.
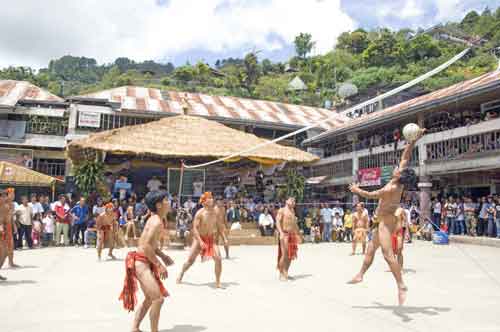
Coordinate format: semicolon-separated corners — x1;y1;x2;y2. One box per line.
0;275;6;281
398;285;408;306
347;274;363;284
108;254;117;260
176;274;183;284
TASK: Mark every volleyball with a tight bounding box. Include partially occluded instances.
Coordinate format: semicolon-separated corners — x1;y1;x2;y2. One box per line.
402;123;421;141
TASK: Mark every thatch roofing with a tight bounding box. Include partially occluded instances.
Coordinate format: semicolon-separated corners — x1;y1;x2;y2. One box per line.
0;161;62;186
67;115;319;164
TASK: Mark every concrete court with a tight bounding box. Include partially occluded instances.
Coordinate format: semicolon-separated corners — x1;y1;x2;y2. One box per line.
1;241;500;332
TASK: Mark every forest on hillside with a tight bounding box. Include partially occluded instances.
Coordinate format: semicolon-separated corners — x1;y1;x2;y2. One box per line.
1;7;499;108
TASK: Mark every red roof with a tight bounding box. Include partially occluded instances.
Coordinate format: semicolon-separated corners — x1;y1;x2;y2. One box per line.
0;80;64;107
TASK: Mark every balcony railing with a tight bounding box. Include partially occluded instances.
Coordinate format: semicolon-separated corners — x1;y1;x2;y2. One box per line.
426;130;500;162
33;160;66;177
26;121;68;136
359;148;419;169
313;159;353;178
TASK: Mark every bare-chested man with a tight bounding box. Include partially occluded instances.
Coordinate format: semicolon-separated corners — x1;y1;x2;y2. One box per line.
4;188;18;268
276;197;300;281
215;197;230;259
177;192;226;288
348;128;425;305
351;202;369;255
96;202;117;260
0;190;9;280
119;190;173;332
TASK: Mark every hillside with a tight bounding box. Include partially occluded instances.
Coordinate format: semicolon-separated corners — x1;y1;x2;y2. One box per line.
1;7;499;109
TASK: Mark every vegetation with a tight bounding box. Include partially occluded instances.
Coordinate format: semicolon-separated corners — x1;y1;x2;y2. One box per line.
73;160;105;198
1;7;499;107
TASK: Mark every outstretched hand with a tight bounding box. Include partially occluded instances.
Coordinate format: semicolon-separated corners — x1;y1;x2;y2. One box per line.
415;128;427;141
349;183;360;194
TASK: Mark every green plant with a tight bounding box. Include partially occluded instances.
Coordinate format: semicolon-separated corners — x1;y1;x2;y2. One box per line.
278;168;306;203
74;160;104;197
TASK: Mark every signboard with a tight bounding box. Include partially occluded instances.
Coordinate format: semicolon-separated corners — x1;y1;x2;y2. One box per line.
358;168;381;187
381;166;394;184
78;111;101;128
306;147;324;158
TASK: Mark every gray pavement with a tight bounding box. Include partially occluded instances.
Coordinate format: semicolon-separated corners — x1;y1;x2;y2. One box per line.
1;241;500;332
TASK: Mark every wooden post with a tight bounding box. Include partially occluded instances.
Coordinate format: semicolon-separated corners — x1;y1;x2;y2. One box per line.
178;160;185;200
51;182;55;201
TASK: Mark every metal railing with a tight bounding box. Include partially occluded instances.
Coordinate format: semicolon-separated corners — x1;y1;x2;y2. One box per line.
33;160;66;177
313;159;353;178
359;148;419;169
26;121;68;136
426;130;500;162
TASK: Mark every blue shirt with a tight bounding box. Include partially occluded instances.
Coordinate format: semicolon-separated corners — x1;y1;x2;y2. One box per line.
71;205;89;225
320;208;333;224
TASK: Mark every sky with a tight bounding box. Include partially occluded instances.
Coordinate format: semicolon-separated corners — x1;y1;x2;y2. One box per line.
0;0;497;69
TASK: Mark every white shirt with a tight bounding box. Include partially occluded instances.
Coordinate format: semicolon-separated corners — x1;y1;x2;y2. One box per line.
404;208;411;226
258;213;274;227
224;186;237;199
93;205;105;216
332;207;344;217
332;216;343;227
433;202;442;214
147;178;162;192
29;202;44;215
42;216;55;233
184;201;196;211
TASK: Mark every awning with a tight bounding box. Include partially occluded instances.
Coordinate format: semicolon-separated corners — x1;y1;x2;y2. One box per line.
306;175;327;184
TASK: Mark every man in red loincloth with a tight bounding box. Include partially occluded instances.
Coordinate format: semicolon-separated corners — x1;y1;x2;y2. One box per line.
177;192;225;288
276;197;300;281
119;190;173;332
96;202;117;260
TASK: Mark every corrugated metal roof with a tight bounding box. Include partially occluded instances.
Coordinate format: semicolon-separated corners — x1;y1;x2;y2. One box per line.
0;80;64;107
77;87;347;130
305;70;500;144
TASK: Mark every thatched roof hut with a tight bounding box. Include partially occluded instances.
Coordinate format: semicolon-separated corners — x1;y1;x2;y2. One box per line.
67;115;318;165
0;161;62;187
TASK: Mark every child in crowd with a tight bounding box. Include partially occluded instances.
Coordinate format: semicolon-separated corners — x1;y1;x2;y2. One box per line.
310;223;321;243
32;214;43;248
84;218;97;249
41;211;55;247
125;206;136;247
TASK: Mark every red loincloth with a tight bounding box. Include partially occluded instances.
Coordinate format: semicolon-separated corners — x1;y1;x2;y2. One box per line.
119;251;169;312
277;231;298;268
99;224;112;240
200;235;215;262
6;222;13;251
391;228;404;254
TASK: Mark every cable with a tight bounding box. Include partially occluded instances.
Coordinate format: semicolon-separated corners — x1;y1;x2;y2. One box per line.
183;48;471;169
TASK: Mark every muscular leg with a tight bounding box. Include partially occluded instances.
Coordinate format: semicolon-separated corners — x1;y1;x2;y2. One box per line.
351;237;357;255
348;230;380;284
134;261;165;332
0;241;7;280
177;241;201;283
108;236;116;259
213;246;222;288
224;230;230;259
278;237;289;281
97;231;104;260
378;220;407;305
362;238;367;255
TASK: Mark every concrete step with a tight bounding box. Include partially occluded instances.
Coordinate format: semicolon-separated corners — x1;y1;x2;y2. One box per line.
449;235;500;248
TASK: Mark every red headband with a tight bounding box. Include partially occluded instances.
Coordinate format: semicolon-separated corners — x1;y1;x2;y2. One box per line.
105;202;114;209
199;192;213;204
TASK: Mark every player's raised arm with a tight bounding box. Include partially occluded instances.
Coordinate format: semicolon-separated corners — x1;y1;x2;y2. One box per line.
349;183;387;200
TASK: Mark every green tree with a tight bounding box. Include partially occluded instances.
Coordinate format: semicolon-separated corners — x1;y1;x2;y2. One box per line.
294;33;315;59
241;52;261;93
362;30;399;66
336;30;369;54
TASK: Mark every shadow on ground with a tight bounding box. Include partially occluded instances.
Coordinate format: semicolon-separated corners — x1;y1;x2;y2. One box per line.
289;274;313;281
181;281;239;289
353;302;451;322
159;324;206;332
0;280;37;286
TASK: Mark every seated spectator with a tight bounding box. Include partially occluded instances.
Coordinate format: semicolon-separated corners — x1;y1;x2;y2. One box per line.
84;218;97;249
258;208;274;236
176;208;192;248
343;209;353;242
332;212;344;242
226;201;240;224
41;211;55;247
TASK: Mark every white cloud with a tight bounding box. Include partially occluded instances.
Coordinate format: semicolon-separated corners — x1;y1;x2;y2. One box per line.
0;0;354;69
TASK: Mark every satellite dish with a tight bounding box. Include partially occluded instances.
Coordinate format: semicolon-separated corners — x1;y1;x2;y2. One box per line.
338;82;358;99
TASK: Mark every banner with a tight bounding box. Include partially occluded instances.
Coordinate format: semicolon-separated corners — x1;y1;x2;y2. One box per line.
78;111;101;128
358;168;381;187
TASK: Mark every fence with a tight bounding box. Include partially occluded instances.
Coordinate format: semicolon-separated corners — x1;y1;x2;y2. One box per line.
426;130;500;161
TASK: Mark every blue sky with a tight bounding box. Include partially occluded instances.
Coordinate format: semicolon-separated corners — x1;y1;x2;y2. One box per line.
0;0;497;69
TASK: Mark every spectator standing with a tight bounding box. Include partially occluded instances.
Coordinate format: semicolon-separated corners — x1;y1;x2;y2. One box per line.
183;197;196;215
495;196;500;239
146;176;163;192
53;195;71;246
486;196;496;237
258;208;274;236
478;197;488;236
41;211;55;246
455;198;465;235
444;197;457;235
432;198;442;231
15;196;33;249
40;195;51;213
71;198;89;246
343;208;353;242
224;183;238;200
84;217;97;249
29;194;44;221
332;212;344;242
331;201;344;218
464;197;476;236
320;203;333;242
